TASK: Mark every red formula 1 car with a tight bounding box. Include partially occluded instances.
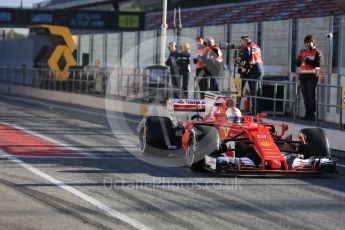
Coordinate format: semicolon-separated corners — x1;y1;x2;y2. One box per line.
139;93;336;174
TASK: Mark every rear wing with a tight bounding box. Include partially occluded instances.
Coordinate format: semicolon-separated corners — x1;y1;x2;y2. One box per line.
167;99;206;112
205;92;224;115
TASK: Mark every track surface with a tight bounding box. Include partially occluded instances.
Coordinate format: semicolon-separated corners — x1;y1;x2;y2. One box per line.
0;94;345;230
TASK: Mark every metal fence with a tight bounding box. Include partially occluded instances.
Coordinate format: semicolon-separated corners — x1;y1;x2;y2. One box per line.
316;83;343;129
0;67;110;95
1;67;345;128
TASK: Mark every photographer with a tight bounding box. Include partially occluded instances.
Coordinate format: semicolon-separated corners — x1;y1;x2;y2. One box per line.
237;35;264;114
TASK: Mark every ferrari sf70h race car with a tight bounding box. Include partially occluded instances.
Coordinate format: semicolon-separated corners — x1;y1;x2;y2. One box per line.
139;93;336;174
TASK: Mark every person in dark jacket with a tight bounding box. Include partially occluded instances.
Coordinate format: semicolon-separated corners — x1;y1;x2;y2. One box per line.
165;41;191;98
178;42;191;97
165;41;180;98
296;34;322;121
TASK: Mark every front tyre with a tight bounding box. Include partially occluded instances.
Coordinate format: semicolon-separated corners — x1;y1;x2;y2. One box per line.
186;125;219;171
298;128;331;159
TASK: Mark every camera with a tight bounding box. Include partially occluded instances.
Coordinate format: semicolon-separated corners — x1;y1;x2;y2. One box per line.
326;33;333;40
219;41;241;50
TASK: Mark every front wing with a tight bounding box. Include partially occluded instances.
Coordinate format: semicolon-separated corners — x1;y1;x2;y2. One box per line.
204;155;337;175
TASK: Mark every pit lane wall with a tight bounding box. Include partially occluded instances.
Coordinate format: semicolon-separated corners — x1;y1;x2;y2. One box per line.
1;83;345;152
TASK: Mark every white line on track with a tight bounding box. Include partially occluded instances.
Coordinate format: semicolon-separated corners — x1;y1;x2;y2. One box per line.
0;150;151;230
337;163;345;168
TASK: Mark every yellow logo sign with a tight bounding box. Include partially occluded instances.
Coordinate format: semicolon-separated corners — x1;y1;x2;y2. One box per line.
47;26;76;81
260;141;273;147
32;25;77;81
230;78;242;97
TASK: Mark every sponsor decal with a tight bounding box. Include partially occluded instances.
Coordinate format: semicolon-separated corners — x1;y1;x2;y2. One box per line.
224;127;230;137
259;141;273;147
256;134;267;139
205;155;216;170
265;151;280;156
175;99;205;105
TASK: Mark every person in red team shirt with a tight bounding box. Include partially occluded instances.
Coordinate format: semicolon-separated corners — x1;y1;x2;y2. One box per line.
296;34;322;121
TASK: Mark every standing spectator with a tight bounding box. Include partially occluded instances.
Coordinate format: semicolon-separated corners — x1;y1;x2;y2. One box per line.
238;35;264;114
204;37;224;92
93;59;104;94
193;36;208;98
296;34;322;121
165;41;180;98
85;58;104;94
178;42;191;97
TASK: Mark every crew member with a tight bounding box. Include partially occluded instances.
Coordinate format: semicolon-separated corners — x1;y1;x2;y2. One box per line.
178;42;191;97
296;34;322;121
193;36;208;98
165;41;180;98
238;35;264;114
204;37;224;92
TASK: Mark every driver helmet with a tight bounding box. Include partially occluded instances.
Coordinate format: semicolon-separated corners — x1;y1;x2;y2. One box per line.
226;107;242;123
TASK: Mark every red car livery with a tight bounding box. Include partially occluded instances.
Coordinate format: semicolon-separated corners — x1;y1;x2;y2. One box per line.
139;93;336;174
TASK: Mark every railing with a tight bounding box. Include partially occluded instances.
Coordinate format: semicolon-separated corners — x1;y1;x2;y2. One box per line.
0;67;111;96
122;73;183;101
1;67;344;129
193;76;231;98
239;78;298;122
316;83;343;129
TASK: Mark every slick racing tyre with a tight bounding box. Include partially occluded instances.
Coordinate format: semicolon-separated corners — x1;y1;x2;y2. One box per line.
298;128;331;159
186;125;219;171
139;116;174;155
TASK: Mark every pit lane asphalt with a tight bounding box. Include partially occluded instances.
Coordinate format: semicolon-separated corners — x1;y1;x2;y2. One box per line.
0;94;344;230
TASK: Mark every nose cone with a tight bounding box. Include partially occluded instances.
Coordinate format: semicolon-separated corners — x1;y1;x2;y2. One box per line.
270;159;281;169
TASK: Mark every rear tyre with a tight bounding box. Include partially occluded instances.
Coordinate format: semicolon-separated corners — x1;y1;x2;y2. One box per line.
139;116;174;155
186;125;219;171
298;128;331;159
